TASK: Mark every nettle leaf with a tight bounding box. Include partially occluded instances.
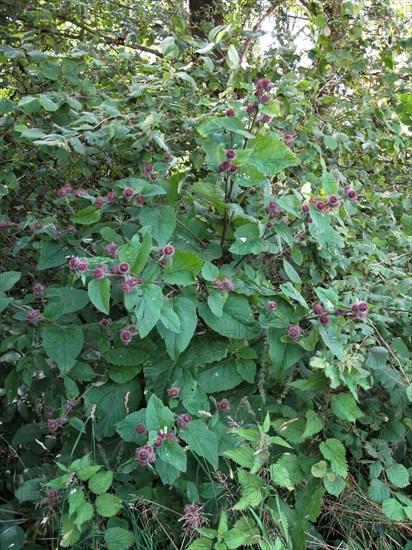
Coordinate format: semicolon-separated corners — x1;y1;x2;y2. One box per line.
95;493;122;517
146;394;174;432
104;527;135;550
60;516;81;548
246;134;299;177
43;325;84;374
179;420;219;468
157;296;197;360
331;393;363;422
198;294;260;340
134;284;164;338
88;278;110;314
270;463;294;490
88;471;113;495
319;439;348;478
140;205;176;247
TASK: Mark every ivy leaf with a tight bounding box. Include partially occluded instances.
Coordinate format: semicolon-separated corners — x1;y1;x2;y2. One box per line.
43;325;84;374
319;438;348;478
88;278;110;314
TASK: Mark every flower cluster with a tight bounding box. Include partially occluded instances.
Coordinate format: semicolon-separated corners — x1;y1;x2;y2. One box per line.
104;242;119;258
218;149;238;174
344;186;358;201
120;324;138;345
143;163;158;180
122;187;146;204
216;398;230;412
135;445;156;466
177;413;192;428
265;301;278;312
213;278;234;291
351;301;368;319
313;301;329;325
167;387;181;398
153;430;180;448
287;324;303;341
32;282;46;297
26;309;41;324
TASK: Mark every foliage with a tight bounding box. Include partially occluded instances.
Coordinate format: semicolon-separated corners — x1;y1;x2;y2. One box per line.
0;0;411;548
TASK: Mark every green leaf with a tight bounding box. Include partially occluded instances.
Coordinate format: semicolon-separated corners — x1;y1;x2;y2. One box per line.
225;447;255;469
133;230;152;273
95;493;122;517
40;61;61;80
319;323;344;359
104;527;135;550
198;360;243;393
74;502;93;528
246;134;299;177
71;206;101;225
163;250;203;284
331;393;363;422
156;439;187;472
103;346;148;367
198;294;259;340
323;474;345;497
309;208;344;253
84;380;141;439
134;284;164;338
0;271;21;291
268;328;305;382
279;282;308;308
140;205;176;247
322;171;339;194
319;439;348;478
227;44;240;70
45;287;90;319
0;526;25;550
382;498;406;521
60;515;82;547
270;463;294;490
386;463;410;488
88;278;110;314
38;242;68;269
187;539;213;550
43;325;84;374
180;420;219;468
283;259;301;283
15;478;41;503
88;471;113;494
368;479;390;504
202;261;219;281
157;296;197;360
146;394;175;432
311;461;328;478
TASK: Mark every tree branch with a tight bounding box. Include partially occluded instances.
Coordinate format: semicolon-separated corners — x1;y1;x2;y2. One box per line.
239;2;281;66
